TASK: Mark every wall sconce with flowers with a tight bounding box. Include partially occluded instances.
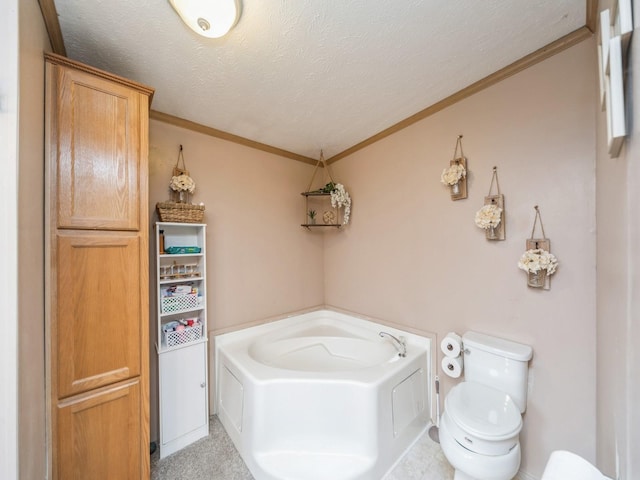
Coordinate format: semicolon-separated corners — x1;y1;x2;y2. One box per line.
156;144;205;223
440;135;468;200
475;203;502;239
518;205;557;289
475;166;505;240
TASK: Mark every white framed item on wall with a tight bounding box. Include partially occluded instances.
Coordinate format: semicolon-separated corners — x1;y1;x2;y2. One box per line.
598;0;633;158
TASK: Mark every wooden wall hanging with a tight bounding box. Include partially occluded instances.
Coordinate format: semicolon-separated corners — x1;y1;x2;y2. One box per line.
483;166;505;241
171;145;190;203
522;205;557;290
441;135;468;200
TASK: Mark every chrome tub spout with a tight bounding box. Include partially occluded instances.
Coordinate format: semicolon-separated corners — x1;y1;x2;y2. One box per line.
379;331;407;357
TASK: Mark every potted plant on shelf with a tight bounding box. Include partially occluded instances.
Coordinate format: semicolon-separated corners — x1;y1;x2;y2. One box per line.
475;203;503;239
517;248;558;288
308;210;317;224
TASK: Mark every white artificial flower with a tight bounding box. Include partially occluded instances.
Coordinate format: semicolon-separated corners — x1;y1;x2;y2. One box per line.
518;249;558;275
440;163;466;186
170;174;195;193
330;183;352;225
474;204;502;229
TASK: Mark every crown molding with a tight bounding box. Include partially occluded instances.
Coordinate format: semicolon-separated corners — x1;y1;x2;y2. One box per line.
327;25;592;164
150;111;318;166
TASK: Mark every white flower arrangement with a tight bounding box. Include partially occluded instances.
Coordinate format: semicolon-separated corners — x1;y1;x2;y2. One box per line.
517;248;558;275
440;163;466;186
330;183;351;225
312;182;352;225
170;174;195;193
474;204;502;229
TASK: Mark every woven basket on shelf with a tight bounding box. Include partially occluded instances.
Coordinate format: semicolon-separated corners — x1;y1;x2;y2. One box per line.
156;201;205;223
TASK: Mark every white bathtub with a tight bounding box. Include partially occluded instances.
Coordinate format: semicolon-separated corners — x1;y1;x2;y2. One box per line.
214;309;432;480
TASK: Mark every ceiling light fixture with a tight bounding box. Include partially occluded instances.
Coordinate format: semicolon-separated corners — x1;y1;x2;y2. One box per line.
169;0;241;39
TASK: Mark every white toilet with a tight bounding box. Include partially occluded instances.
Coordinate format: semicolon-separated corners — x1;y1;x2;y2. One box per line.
439;331;533;480
541;450;612;480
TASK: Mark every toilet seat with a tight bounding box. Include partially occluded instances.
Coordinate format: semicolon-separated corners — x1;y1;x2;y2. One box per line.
444;382;522;456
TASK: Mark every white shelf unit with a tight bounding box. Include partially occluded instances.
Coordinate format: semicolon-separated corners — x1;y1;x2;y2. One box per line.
155;222;209;458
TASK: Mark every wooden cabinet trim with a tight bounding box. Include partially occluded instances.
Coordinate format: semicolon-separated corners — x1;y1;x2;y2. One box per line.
45;52;154;100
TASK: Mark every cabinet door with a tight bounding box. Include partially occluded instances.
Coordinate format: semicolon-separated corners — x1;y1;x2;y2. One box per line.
56;232;142;398
57;380;143;480
53;65;142;230
159;343;208;445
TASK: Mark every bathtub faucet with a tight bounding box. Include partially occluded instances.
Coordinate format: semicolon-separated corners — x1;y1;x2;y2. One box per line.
379;332;407;357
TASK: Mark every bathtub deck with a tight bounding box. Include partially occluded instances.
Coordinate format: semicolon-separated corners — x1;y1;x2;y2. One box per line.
151;415;454;480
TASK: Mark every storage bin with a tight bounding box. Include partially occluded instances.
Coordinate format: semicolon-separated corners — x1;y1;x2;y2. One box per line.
161;293;199;313
163;323;203;347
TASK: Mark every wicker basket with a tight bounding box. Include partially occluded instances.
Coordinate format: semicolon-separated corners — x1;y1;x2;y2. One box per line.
156;201;205;223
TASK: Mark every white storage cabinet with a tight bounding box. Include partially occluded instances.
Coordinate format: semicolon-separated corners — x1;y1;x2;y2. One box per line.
155;222;209;458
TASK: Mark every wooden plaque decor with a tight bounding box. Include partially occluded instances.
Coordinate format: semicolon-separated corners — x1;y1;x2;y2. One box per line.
484;166;505;241
598;1;633;157
171;145;190;203
449;135;468;201
526;206;552;290
450;157;468;200
484;194;505;240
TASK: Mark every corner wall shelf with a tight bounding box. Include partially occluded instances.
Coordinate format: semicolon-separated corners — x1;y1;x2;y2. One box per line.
300;151;350;230
301;191;342;228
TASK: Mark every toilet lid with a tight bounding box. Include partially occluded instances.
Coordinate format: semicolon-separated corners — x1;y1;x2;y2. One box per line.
446;382;522;440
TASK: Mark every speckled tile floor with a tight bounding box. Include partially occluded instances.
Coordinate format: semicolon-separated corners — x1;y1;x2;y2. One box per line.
151;416;454;480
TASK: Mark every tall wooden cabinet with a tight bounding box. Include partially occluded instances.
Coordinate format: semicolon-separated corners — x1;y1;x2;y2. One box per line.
45;53;154;479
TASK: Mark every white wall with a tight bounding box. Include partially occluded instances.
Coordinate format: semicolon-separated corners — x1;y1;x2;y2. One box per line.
0;0;19;478
18;1;50;479
325;39;597;479
596;1;640;478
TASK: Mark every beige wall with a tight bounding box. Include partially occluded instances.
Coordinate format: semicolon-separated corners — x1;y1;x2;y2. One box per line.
149;120;325;329
18;1;50;479
148;120;324;440
324;40;597;478
596;1;640;479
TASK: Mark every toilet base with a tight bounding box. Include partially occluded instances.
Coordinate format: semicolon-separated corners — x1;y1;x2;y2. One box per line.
454;470;479;480
440;412;520;480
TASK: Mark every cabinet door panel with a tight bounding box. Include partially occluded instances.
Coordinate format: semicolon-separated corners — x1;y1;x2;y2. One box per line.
56;67;141;230
57;380;143;480
159;343;208;445
57;233;141;398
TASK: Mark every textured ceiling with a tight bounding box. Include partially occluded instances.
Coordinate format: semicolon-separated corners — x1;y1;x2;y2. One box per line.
53;0;587;160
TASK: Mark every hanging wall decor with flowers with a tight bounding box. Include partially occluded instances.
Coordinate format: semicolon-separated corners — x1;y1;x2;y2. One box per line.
475;166;505;240
440;135;468;200
301;151;351;229
518;205;557;289
156;145;205;223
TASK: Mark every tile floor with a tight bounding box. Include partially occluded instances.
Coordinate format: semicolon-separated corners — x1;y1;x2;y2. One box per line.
151;416;454;480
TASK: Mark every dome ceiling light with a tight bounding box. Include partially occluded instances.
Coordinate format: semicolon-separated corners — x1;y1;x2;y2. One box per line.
169;0;241;38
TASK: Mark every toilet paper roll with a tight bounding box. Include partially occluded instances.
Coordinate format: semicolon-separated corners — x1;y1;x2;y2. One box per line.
441;356;463;378
440;332;462;357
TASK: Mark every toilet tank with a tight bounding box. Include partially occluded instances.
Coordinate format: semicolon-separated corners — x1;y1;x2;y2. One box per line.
462;331;533;413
